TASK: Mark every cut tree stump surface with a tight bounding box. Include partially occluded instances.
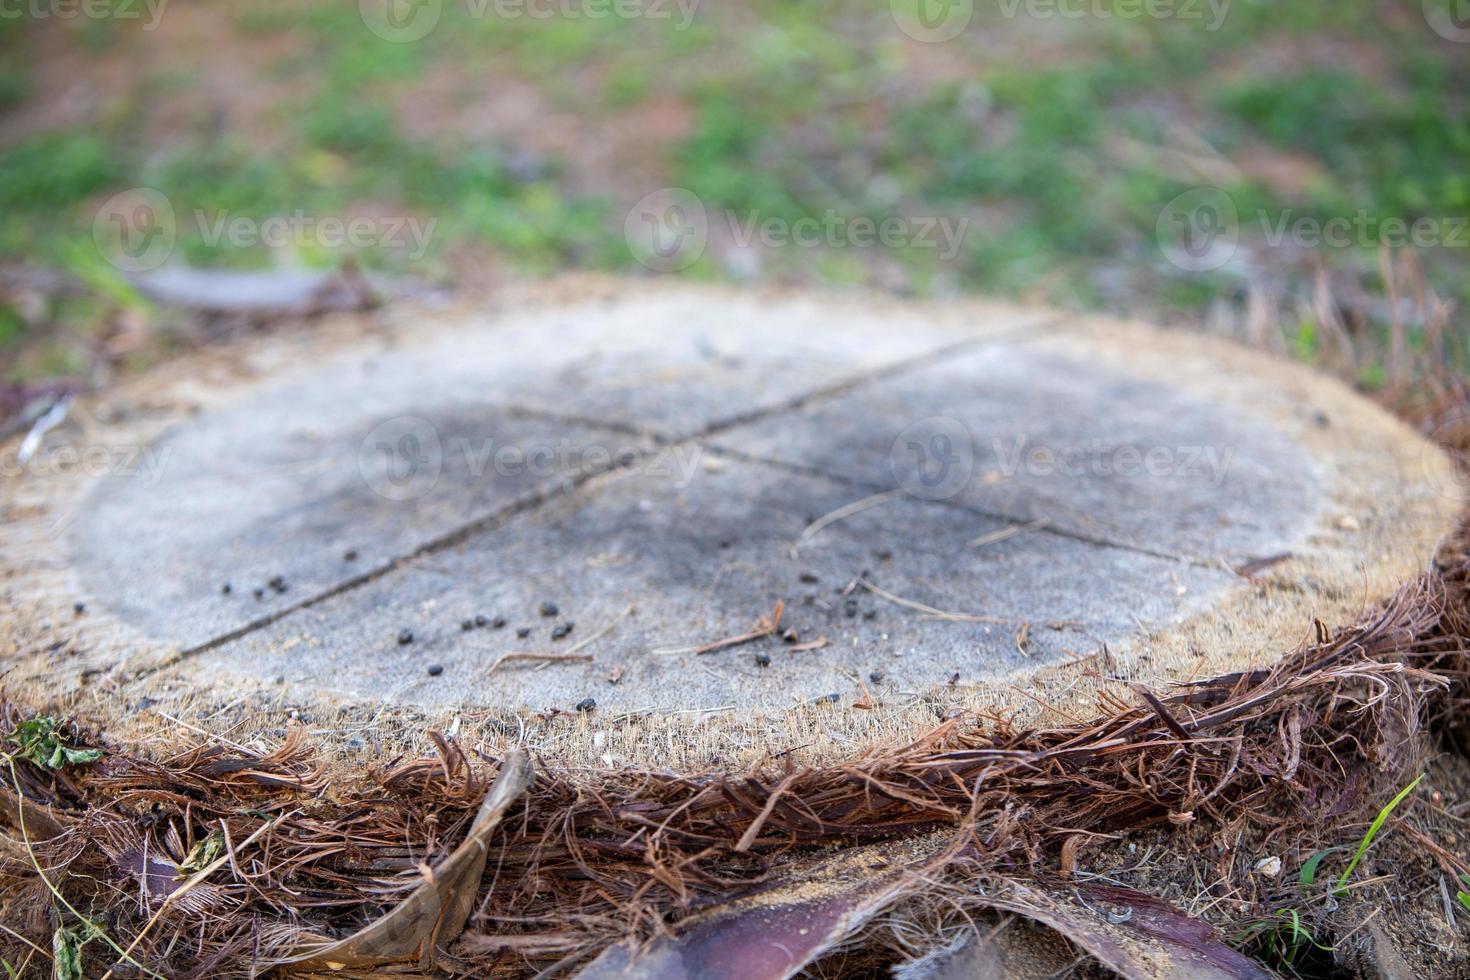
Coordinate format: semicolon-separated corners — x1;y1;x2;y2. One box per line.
1;281;1459;765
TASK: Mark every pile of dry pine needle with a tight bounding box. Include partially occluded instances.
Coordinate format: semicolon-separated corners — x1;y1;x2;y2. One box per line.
1;278;1468;978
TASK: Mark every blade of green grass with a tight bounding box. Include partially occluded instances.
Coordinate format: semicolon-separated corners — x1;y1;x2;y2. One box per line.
54;237;153;314
1298;846;1345;891
1335;773;1424;894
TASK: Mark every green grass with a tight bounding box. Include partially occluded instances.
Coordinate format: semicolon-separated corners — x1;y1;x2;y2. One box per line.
1236;907;1334;975
1218;69;1470;218
0;304;25;350
1297;773;1424;899
1334;773;1423;895
1241;774;1427;976
0;0;1465;373
0;133;119;210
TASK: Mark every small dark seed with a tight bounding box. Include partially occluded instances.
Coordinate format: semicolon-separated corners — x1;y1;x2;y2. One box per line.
551;622;575;641
798;572;818;584
516;627;531;639
824;692;840;703
253;588;265;600
427;664;443;677
782;628;799;643
539;602;559;617
718;539;733;550
863;609;877;621
343;549;358;561
398;629;414;645
491;616;507;629
474;614;489;627
843;599;859;618
754;652;771;667
868;670;884;683
73;602;86;615
221;583;232;595
460;620;474;631
574;697;596;712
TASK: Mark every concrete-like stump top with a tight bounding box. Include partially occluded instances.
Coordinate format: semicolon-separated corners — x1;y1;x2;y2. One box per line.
1;281;1459;767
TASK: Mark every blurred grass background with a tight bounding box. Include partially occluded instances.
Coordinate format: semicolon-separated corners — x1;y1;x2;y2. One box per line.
0;0;1466;383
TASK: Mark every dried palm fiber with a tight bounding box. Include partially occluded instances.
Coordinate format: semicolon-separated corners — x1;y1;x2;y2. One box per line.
0;536;1465;976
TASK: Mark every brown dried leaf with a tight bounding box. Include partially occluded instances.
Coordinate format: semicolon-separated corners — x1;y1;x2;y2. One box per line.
980;879;1272;980
277;748;533;971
